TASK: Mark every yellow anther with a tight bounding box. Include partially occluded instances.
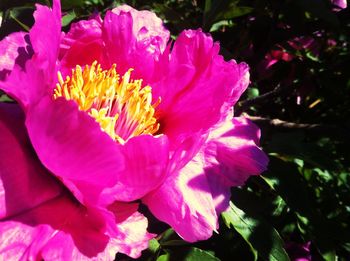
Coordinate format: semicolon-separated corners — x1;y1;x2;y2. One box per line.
53;61;160;142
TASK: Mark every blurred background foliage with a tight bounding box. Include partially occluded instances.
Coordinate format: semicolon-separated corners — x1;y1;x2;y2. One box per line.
1;0;349;260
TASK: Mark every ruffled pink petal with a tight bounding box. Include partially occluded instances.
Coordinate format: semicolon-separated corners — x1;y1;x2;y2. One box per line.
39;228;98;261
0;222;55;260
204;117;269;213
1;203;152;261
0;103;152;259
60;5;169;79
11;198;109;258
0;202;112;260
112;5;169;53
100;134;169;203
0;32;32;81
145;117;268;228
101;10;134;70
25;97;125;206
1;59;48;110
0;103;107;260
106;202;155;258
206;117;268;184
217;116;262;145
101;9;166;82
143;156;218;242
59;16;104;76
30;0;61;76
0;0;61;109
151;29;250;146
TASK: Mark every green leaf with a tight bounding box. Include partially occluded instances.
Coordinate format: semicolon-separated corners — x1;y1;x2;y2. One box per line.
262;156;315;217
148;238;160;254
158;228;181;244
183;248;219;261
158;229;218;259
203;0;234;30
222;202;290;261
61;0;84;10
161;247;220;261
209;20;232;32
203;0;252;30
262;157;345;259
61;10;76;27
218;6;253;20
158;228;188;248
161;240;189;247
157;253;170;261
7;7;33;32
0;95;13;102
266;132;337;170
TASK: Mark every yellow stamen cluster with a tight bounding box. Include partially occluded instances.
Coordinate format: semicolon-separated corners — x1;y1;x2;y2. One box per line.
54;61;160;143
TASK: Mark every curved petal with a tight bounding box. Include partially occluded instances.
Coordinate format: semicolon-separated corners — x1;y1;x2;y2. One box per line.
204;168;232;214
101;10;134;71
30;0;61;76
206;117;268;184
106;202;155;258
230;117;262;145
0;103;62;220
0;103;107;260
25;97;125;206
0;32;32;81
143;156;218;242
151;30;250;146
0;202;153;260
1;0;61;109
101;8;167;82
60;4;169;84
39;226;106;261
60;4;169;80
168;131;208;172
100;134;169;203
59;16;104;76
204;117;269;213
112;5;169;53
0;200;111;260
1;59;49;110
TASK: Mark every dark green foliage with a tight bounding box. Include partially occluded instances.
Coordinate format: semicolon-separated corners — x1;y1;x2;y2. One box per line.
1;0;349;260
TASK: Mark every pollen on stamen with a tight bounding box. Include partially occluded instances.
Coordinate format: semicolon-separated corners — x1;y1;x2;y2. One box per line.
53;61;160;143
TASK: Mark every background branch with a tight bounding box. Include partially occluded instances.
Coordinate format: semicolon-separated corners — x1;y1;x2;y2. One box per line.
236;84;295;115
246;115;348;139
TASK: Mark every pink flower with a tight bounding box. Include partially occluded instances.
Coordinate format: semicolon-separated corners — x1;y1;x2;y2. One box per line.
331;0;347;11
0;0;268;258
258;35;320;75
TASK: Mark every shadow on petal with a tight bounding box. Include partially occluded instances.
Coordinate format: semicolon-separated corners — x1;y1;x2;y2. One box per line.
0;103;110;259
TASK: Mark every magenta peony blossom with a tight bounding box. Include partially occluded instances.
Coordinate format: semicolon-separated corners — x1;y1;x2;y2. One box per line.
0;0;268;259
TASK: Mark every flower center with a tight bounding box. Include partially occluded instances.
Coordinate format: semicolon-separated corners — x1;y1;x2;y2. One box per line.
54;61;160;143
